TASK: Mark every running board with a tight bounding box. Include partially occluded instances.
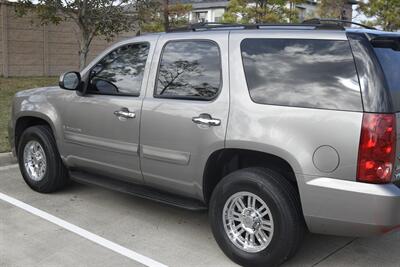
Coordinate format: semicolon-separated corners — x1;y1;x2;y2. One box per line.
69;171;207;211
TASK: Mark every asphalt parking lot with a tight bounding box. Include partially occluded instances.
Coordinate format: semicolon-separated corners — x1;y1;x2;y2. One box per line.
1;152;399;267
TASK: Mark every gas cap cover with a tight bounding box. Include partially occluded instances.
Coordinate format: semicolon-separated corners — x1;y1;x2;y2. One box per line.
313;145;340;173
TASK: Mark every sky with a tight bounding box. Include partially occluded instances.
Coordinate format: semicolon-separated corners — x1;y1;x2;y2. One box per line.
352;4;368;23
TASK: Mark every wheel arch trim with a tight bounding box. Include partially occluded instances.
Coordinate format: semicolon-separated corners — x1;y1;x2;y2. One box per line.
202;145;303;203
14;111;60;156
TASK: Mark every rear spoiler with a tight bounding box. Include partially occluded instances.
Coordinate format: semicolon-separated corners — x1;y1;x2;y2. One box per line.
370;35;400;51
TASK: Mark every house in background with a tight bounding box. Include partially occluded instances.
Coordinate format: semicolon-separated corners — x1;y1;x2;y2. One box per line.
170;0;228;23
172;0;357;23
189;1;227;23
296;0;318;21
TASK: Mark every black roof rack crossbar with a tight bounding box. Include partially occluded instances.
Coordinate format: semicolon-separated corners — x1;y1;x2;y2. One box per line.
167;21;344;32
302;18;377;30
167;18;377;33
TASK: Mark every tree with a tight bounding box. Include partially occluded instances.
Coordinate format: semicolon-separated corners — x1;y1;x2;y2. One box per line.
162;0;170;31
137;0;164;32
358;0;400;31
137;0;191;32
16;0;137;69
317;0;347;19
221;0;250;23
288;0;305;23
168;3;192;29
222;0;305;24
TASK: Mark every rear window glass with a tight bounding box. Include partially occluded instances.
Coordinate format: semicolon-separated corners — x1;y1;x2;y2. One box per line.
241;39;362;111
373;47;400;111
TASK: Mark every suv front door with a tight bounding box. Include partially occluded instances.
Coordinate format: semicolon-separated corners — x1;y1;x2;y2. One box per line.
62;38;155;183
140;33;230;199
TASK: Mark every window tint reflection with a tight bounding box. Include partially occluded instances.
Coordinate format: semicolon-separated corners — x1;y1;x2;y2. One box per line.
241;39;362;111
155;41;221;99
374;48;400;111
88;43;149;96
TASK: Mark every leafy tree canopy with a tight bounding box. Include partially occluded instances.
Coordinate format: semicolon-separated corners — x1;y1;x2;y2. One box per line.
359;0;400;31
222;0;305;24
16;0;137;69
317;0;347;19
138;0;192;33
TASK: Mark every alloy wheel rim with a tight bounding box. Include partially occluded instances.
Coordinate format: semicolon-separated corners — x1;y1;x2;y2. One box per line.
222;191;274;253
23;140;47;181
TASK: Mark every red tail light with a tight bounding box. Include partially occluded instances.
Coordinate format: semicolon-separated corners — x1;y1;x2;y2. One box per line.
357;113;396;183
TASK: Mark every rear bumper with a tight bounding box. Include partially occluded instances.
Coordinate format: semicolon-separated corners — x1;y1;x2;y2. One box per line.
302;177;400;236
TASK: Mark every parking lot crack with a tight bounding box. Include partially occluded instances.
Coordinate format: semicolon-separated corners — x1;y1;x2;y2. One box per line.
311;238;358;267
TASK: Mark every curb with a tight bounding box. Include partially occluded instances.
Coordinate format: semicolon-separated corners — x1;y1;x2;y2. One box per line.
0;152;17;167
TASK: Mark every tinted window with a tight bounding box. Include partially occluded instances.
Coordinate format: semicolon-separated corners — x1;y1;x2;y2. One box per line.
155;41;221;99
374;47;400;111
241;39;362;111
88;43;149;96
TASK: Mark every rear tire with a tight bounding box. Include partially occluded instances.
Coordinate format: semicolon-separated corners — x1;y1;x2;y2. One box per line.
209;167;304;267
18;125;69;193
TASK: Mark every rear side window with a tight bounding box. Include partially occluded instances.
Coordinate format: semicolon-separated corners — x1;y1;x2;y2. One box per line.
373;43;400;111
155;40;221;100
241;39;362;111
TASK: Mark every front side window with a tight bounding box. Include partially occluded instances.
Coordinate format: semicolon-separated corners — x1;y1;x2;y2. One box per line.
155;40;221;100
241;39;362;111
87;43;149;96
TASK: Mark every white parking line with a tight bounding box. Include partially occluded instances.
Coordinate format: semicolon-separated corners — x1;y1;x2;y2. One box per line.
0;192;168;267
0;164;18;171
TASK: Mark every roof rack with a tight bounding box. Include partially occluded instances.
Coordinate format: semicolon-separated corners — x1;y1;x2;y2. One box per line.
302;18;377;30
167;21;343;32
167;18;378;33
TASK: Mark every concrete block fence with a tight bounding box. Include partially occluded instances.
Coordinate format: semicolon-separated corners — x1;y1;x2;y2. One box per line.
0;0;134;77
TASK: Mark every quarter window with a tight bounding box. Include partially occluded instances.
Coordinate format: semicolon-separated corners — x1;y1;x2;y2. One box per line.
87;43;149;96
155;40;221;99
241;39;362;111
374;46;400;111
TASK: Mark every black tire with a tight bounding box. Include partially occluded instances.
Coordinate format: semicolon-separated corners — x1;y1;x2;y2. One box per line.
17;125;69;193
209;167;304;267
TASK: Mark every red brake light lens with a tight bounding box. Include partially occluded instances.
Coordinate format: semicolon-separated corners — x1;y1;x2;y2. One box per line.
357;113;396;184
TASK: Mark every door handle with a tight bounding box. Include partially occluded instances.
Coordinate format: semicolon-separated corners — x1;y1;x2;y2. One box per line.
192;113;221;126
114;108;136;119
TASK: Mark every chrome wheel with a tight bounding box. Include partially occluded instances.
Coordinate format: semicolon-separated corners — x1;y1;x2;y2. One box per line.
23;140;47;181
223;191;274;253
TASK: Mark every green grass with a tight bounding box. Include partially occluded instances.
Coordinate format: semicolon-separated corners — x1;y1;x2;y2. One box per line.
0;77;58;153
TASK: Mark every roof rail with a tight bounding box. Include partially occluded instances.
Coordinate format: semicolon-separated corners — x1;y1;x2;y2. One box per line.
167;21;343;33
302;18;377;30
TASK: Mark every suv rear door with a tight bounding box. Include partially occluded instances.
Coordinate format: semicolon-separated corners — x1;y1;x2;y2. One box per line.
139;32;229;199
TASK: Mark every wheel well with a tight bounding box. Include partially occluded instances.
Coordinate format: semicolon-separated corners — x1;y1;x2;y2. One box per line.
203;149;298;204
15;116;51;156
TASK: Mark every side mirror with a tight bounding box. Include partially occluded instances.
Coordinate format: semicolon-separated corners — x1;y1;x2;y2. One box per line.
59;71;81;90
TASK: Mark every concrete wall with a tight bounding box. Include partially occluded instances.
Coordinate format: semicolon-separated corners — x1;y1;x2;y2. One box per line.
0;1;134;77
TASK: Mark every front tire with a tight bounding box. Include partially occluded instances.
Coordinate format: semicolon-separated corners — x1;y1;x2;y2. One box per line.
209;167;304;267
18;125;69;193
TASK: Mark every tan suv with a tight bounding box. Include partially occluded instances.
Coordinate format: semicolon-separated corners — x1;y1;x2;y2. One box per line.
9;20;400;266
